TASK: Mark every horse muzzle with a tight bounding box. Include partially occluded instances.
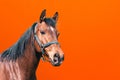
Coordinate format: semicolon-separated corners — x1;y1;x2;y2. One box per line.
51;53;64;66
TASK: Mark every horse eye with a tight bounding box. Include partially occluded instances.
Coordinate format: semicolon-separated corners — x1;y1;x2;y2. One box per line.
40;31;45;35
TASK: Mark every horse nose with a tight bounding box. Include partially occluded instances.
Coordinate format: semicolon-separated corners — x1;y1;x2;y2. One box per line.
53;53;60;63
54;53;60;58
53;53;64;66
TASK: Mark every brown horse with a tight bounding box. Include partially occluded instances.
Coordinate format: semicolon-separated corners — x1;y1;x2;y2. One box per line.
0;9;64;80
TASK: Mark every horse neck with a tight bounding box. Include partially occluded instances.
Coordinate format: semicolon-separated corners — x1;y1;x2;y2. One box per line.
17;32;42;78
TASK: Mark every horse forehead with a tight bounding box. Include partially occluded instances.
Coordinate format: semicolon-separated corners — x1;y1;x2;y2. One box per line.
41;22;54;30
39;22;56;33
40;22;46;27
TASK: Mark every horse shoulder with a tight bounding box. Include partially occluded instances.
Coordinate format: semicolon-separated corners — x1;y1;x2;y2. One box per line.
0;62;10;80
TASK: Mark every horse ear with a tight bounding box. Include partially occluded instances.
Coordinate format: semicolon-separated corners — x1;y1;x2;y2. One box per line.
52;12;58;22
40;9;46;23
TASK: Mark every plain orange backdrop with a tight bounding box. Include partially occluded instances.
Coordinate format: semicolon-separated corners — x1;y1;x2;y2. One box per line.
0;0;120;80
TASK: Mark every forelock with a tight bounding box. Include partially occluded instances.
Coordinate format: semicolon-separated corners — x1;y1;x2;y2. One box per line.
43;18;56;27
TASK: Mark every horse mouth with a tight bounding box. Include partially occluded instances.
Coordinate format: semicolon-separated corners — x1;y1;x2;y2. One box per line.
52;62;61;66
51;61;62;66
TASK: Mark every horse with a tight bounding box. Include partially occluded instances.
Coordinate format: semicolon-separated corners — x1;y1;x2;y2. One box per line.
0;9;64;80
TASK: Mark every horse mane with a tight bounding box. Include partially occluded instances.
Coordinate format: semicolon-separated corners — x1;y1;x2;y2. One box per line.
1;17;55;61
1;23;37;61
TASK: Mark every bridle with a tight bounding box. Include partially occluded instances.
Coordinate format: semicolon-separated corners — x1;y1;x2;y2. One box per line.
34;23;59;61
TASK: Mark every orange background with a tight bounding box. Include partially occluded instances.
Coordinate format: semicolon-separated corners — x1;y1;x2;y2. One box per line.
0;0;120;80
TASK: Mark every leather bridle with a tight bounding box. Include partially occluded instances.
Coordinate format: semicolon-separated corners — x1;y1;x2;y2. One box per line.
34;23;59;61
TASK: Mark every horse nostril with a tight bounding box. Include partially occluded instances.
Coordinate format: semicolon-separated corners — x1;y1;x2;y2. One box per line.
53;57;58;62
54;53;60;57
53;53;60;63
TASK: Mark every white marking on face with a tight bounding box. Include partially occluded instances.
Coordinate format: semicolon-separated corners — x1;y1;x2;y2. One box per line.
49;26;58;41
49;27;54;32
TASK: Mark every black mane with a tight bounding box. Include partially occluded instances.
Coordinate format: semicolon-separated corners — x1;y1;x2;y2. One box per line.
1;23;37;61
